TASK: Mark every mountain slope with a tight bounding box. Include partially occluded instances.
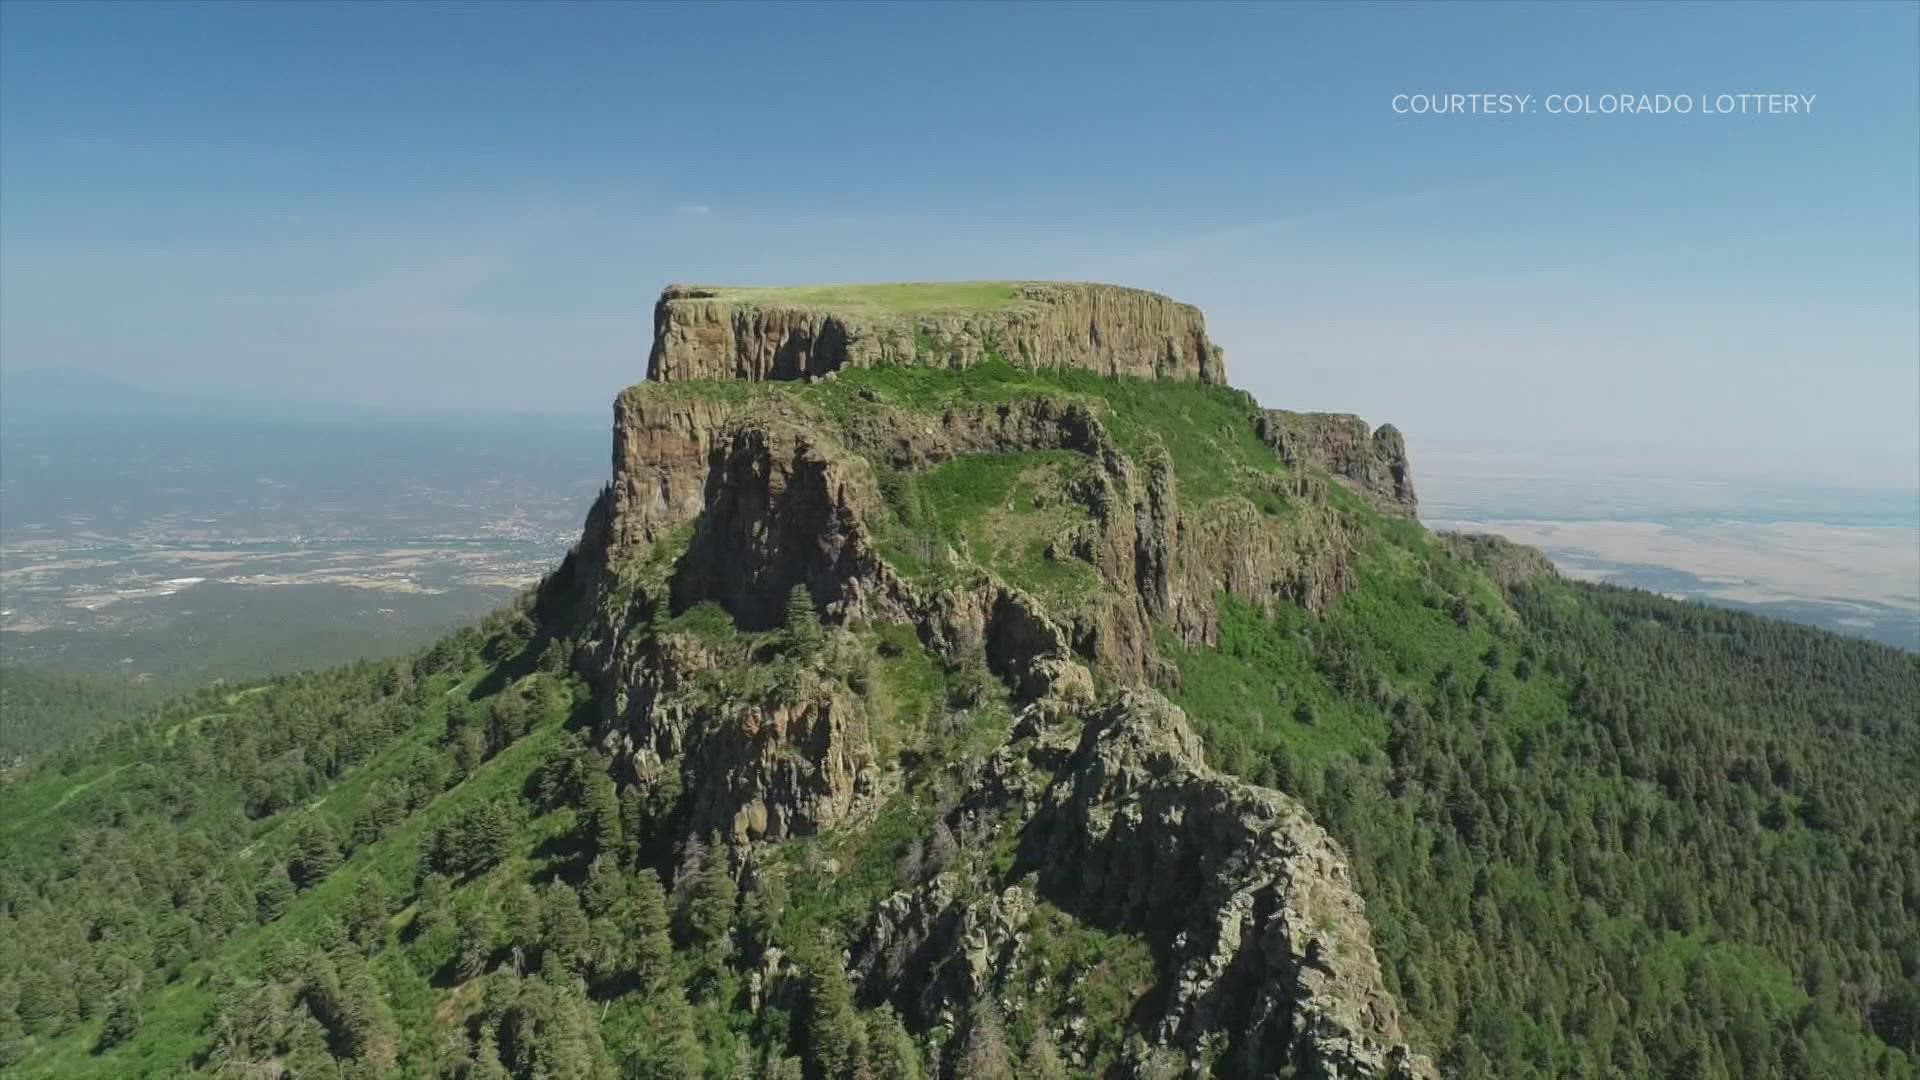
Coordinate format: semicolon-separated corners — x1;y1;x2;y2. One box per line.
1;283;1915;1079
0;663;166;766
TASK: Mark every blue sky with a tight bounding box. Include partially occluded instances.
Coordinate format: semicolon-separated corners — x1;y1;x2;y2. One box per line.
2;2;1915;483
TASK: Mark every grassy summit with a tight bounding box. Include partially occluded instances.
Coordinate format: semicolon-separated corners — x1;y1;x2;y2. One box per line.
649;280;1223;385
666;281;1024;314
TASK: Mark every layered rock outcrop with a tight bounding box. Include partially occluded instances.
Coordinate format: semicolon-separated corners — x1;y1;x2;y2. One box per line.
852;690;1435;1079
1259;411;1417;516
598;632;880;844
667;417;913;632
1027;692;1432;1078
586;385;1363;690
647;282;1225;385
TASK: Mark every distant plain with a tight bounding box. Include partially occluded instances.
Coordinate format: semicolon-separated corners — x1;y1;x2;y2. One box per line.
1421;446;1920;651
0;399;606;683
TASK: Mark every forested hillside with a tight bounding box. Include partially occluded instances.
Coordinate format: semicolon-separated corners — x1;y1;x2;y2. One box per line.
0;663;164;767
1;352;1915;1079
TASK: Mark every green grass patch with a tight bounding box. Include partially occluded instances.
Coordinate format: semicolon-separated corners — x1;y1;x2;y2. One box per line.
672;281;1022;315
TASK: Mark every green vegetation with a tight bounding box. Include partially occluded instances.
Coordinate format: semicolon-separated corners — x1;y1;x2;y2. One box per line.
0;662;165;765
795;357;1286;502
1166;524;1920;1078
2;360;1916;1079
673;281;1022;314
635;354;1299;510
872;451;1104;608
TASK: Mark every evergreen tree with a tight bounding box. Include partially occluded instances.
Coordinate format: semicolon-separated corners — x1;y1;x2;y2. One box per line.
866;1007;923;1080
345;873;393;951
457;903;498;981
416;872;454;937
255;864;296;923
804;956;866;1079
680;841;736;952
630;870;674;993
499;973;612;1079
502;883;543;952
541;884;593;979
738;871;789;961
470;1025;513;1080
784;584;822;656
582;772;622;860
581;855;627;920
427;800;519;879
95;991;139;1051
618;785;649;864
625;985;701;1080
290;819;342;889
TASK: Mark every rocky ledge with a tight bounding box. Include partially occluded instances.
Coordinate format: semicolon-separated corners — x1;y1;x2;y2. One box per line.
1259;410;1418;517
646;281;1225;385
852;688;1437;1079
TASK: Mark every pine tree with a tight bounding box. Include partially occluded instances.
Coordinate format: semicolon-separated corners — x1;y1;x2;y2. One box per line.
502;883;542;949
626;985;701;1079
542;883;593;979
416;872;454;936
95;991;139;1051
290;819;342;889
738;872;788;960
470;1025;513;1080
805;956;867;1079
582;855;627;919
680;841;736;952
582;772;622;860
467;801;517;872
337;961;397;1069
345;873;393;951
618;785;649;863
501;973;612;1079
457;903;498;981
866;1007;923;1080
784;583;822;656
430;800;519;878
764;1057;805;1080
256;864;296;923
630;870;674;993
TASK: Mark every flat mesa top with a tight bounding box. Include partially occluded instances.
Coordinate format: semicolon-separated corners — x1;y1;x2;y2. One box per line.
662;281;1178;316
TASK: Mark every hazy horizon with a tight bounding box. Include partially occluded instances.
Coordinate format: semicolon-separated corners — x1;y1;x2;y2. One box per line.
8;361;1916;493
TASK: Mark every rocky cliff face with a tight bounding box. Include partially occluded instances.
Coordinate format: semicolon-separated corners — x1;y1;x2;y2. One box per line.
1026;692;1431;1078
584;387;1356;686
1259;410;1418;517
597;630;882;844
853;688;1435;1078
647;282;1226;385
